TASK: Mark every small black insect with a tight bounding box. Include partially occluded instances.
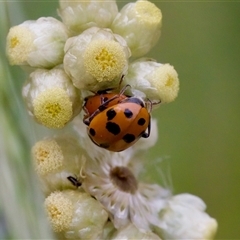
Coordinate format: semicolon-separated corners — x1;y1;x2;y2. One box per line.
67;176;82;187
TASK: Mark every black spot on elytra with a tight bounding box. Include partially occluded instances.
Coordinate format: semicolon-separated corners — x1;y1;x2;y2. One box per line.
122;134;136;143
124;108;133;118
99;143;110;148
106;108;117;121
106;122;121;135
138;118;146;126
89;128;96;136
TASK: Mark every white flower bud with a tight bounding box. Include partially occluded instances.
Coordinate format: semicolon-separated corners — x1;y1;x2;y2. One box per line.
112;223;162;240
58;0;118;35
124;58;179;103
64;27;130;91
22;67;82;128
45;190;108;239
6;17;69;68
32;136;85;196
111;0;162;57
156;194;218;239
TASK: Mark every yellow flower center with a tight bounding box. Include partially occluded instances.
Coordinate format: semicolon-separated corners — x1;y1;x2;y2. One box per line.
33;87;73;129
165;75;174;87
6;26;34;65
10;36;20;48
95;48;116;71
45;103;62;117
45;192;74;232
32;139;64;176
84;40;127;82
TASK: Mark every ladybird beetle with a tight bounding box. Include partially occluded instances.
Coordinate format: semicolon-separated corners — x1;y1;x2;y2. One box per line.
83;84;130;124
86;97;151;152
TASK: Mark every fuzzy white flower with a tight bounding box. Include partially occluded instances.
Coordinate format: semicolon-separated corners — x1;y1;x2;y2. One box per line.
124;58;179;103
58;0;118;35
64;27;130;91
156;193;218;239
45;190;108;239
22;67;82;129
32;135;85;196
83;160;170;231
111;0;162;57
79;137;170;231
6;17;68;68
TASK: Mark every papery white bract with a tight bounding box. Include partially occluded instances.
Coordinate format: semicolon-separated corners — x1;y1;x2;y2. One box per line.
111;0;162;57
156;194;218;239
58;0;118;35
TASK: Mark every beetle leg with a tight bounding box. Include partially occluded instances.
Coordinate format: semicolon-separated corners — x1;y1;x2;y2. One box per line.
145;98;153;112
94;84;132;112
119;84;131;97
146;98;161;112
83;107;104;125
142;117;151;138
83;118;90;126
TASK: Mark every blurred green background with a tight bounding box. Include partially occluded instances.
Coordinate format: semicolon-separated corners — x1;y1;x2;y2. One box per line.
1;0;239;239
152;2;240;239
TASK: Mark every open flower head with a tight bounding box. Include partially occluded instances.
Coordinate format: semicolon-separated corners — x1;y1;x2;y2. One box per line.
111;0;162;57
45;190;108;239
6;17;69;68
81;141;170;231
58;0;118;35
124;59;179;103
64;27;130;91
156;194;218;239
32;136;85;196
22;67;82;129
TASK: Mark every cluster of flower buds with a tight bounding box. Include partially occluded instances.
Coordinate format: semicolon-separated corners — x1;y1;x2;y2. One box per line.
6;0;217;239
6;0;179;130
